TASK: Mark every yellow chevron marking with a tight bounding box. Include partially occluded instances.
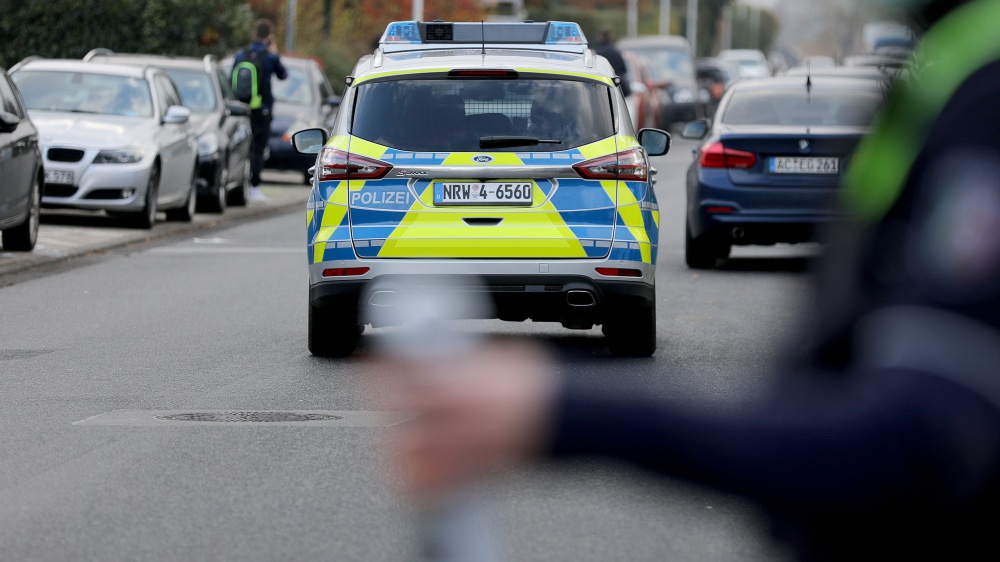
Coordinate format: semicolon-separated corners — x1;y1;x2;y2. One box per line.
378;184;585;258
348;137;388;159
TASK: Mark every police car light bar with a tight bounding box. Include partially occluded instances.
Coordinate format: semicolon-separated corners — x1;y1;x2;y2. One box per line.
380;21;588;53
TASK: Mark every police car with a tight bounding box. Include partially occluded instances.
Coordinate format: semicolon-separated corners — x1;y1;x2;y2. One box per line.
292;20;671;357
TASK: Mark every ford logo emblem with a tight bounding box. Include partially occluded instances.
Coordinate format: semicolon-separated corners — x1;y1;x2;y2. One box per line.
472;155;494;163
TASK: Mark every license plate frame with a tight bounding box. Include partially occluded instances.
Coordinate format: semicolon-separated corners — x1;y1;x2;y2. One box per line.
44;169;75;185
769;157;839;175
433;182;533;206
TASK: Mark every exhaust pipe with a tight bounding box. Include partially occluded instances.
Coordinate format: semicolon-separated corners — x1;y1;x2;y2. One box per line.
368;290;398;307
731;227;745;240
567;290;596;307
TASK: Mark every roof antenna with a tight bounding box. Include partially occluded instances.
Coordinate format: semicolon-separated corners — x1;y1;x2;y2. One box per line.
805;59;812;102
481;20;486;60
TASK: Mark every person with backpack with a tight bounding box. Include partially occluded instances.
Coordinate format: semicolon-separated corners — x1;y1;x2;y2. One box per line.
232;19;287;202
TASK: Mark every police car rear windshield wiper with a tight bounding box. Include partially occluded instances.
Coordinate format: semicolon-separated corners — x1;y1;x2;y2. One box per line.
479;136;562;149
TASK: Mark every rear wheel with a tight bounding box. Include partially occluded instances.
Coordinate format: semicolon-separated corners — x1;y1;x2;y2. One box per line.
603;297;656;357
128;164;159;229
685;220;726;270
1;172;41;251
308;303;361;357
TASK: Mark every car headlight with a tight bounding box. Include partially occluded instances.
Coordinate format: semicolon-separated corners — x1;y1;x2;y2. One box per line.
197;133;220;157
93;148;145;164
672;88;695;104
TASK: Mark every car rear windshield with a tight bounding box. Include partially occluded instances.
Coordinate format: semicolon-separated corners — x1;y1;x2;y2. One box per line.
350;77;614;152
625;47;693;82
721;89;884;127
13;70;153;118
163;69;216;113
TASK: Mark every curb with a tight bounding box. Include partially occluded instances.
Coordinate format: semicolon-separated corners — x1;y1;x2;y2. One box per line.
0;181;309;284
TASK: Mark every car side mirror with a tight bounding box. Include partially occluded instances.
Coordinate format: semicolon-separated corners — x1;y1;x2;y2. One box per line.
292;128;328;154
227;101;249;117
638;128;671;156
163;105;191;124
0;110;20;133
680;120;709;140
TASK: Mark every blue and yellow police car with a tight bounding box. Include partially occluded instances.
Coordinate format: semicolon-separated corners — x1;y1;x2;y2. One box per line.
292;20;670;357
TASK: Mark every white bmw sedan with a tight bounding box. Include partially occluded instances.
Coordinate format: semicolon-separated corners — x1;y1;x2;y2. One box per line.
10;59;198;228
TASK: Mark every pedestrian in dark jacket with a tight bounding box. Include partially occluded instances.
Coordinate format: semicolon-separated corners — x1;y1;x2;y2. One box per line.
232;19;287;202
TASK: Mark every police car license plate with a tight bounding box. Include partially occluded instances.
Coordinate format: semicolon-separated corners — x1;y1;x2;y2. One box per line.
45;169;74;185
434;182;532;205
770;157;838;174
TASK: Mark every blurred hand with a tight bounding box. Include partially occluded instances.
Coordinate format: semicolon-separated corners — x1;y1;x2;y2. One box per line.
378;338;559;499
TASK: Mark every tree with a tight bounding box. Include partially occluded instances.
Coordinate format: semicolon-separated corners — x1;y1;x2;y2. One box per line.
0;0;254;68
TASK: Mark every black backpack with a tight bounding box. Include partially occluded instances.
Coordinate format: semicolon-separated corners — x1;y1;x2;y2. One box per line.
232;46;265;109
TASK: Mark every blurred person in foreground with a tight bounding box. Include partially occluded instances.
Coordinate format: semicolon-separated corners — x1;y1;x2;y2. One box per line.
381;0;1000;560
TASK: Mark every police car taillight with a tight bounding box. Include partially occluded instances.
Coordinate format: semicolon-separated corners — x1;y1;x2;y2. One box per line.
318;148;392;181
573;148;648;181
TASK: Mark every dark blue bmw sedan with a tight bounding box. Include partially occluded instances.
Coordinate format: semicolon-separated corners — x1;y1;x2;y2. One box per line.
680;75;888;268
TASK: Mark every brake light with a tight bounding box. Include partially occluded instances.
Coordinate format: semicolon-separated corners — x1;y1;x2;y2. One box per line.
322;267;370;277
595;267;643;277
573;148;648;181
448;69;518;78
700;142;757;169
317;148;392;181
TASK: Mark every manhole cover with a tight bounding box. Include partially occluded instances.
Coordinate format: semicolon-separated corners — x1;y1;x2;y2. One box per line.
156;412;343;423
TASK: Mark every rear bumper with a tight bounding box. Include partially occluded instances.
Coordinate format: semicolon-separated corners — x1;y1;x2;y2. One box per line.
310;269;654;328
688;170;843;244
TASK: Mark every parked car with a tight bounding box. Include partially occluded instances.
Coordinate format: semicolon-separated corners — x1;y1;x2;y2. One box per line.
83;50;253;211
718;49;772;79
679;75;886;269
618;35;701;129
622;50;667;130
696;57;741;118
0;67;42;251
224;54;340;183
10;58;198;229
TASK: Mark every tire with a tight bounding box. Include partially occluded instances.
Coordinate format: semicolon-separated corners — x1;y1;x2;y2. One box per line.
2;172;41;251
685;220;723;270
308;302;361;357
199;161;226;214
603;297;656;357
228;159;250;207
166;167;197;222
128;164;159;229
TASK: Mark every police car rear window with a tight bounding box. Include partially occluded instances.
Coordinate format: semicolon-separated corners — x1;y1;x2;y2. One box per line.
350;78;614;152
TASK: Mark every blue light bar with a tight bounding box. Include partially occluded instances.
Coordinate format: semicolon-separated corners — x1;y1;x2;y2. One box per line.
382;21;421;44
545;22;586;45
378;21;588;53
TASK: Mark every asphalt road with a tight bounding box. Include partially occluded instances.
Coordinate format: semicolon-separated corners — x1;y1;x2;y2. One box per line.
0;145;818;561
